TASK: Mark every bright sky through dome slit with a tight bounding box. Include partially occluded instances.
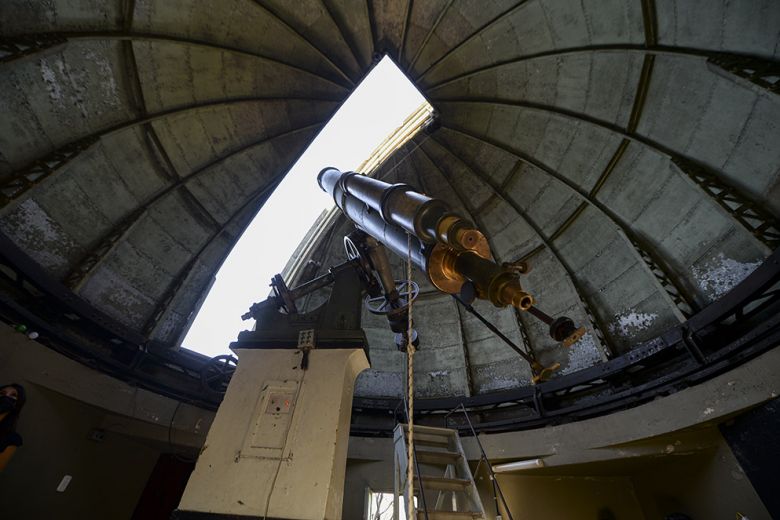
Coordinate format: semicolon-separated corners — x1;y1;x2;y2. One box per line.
183;57;429;358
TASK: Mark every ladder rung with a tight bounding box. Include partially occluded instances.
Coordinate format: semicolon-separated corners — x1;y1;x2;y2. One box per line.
415;449;461;465
414;433;451;447
415;476;470;492
399;424;456;436
416;512;483;520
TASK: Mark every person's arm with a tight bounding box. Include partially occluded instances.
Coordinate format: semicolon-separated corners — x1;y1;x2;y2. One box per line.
0;445;17;471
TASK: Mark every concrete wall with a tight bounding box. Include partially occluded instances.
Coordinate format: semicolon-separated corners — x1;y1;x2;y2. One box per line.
484;449;763;520
0;323;776;519
0;324;213;518
631;439;769;520
491;474;644;519
345;429;770;520
479;428;769;520
343;436;396;519
0;382;159;519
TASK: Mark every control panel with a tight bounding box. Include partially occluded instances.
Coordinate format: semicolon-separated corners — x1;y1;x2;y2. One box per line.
241;380;299;459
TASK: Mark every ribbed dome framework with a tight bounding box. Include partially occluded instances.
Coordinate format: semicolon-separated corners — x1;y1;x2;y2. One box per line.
1;1;778;401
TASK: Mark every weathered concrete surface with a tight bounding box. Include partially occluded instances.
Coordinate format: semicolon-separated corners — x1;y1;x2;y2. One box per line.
0;324;213;447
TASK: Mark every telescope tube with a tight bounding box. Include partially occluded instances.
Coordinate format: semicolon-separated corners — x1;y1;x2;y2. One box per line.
322;168;427;269
319;167;483;251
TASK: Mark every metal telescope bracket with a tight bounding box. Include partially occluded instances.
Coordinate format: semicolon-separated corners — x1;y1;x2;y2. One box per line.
236;226;421;371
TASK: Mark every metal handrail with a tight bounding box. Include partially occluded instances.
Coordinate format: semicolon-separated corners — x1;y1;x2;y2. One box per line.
354;248;780;433
446;404;515;520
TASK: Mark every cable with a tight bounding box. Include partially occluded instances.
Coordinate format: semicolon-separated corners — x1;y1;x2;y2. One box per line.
262;360;307;519
405;232;415;520
451;294;536;365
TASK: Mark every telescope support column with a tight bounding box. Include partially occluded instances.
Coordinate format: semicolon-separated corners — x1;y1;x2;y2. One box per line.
177;347;368;519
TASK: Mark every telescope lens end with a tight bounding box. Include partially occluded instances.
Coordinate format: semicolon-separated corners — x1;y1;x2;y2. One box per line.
317;166;338;191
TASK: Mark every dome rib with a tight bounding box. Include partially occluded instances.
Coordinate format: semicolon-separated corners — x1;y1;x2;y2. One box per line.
417;134;614;358
413;137;596;370
143;173;286;341
0;32;355;91
0;96;337;207
63;122;326;290
402;0;455;74
435;109;770;300
434;122;695;311
411;0;530;83
250;0;360;86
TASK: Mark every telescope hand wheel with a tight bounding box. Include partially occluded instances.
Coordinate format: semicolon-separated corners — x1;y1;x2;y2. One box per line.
365;280;419;315
200;354;238;394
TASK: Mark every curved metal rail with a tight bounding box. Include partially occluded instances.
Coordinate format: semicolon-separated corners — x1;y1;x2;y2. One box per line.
0;227;777;435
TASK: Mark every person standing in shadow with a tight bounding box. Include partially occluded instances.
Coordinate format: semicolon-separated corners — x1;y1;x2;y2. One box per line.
0;383;26;471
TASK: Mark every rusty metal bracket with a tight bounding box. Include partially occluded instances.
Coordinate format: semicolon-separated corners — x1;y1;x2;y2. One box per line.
673;157;780;250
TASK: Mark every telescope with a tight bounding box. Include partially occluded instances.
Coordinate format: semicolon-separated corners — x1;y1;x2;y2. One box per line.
239;167;585;383
318;167;586;374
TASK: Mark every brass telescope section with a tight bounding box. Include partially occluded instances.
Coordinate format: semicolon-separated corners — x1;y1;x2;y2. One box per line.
427;243;535;311
435;215;490;257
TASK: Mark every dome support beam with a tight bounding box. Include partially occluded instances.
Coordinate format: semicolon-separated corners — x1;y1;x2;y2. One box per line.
0;96;336;213
251;0;357;86
0;32;352;90
397;0;413;66
119;33;224;239
63;124;322;291
412;0;527;82
142;174;285;342
422;46;779;93
432;98;779;253
535;52;696;317
376;145;479;395
412;143;499;394
707;53;780;94
439;123;695;323
0;33;67;63
419;142;543;379
672;157;780;250
320;0;370;70
365;0;378;59
420;135;615;359
403;0;454;73
420;0;776;97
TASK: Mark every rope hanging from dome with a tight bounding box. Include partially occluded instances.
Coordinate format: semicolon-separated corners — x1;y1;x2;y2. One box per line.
406;231;415;520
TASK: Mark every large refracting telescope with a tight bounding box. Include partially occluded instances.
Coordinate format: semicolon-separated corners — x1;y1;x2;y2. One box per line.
318;167;585;380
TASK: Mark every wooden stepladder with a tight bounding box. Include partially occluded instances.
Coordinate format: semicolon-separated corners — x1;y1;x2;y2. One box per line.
393;424;487;520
